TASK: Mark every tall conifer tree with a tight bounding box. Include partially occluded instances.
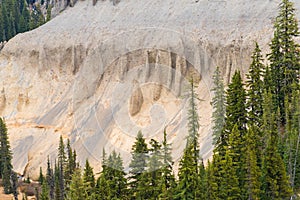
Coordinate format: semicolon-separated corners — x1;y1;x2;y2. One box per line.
175;79;201;199
0;117;13;194
146;139;162;198
247;42;265;128
211;66;226;146
261;91;292;199
83;159;95;197
106;151;128;199
268;0;300;125
159;129;175;199
245;127;262;199
129;131;148;198
215;70;247;155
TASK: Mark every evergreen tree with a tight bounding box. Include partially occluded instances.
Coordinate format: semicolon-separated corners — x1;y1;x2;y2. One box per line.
39;167;45;185
175;144;198;200
57;136;65;200
245;126;262;199
268;0;300;125
186;78;200;171
1;4;9;41
225;124;244;199
212;126;242;199
46;156;54;200
0;117;13;194
263;65;273;92
285;86;300;193
198;160;207;199
66;169;87;200
65;139;76;187
129;131;148;198
211;66;226;145
246;42;265;128
261;91;292;199
11;171;18;200
2;163;12;194
206;159;218;200
146;139;163;199
83;159;95;197
158;129;176;199
0;0;33;42
221;146;240;200
20;1;30;32
215;71;247;156
95;149;109;200
106;151;128;199
29;4;44;30
0;6;4;41
175;78;202;199
40;182;50;200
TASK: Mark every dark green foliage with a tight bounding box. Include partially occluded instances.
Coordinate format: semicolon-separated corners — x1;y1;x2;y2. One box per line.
198;160;207;199
65;139;76;187
246;42;265;128
245;127;262;199
261;91;293;199
47;136;78;200
95;149;108;199
57;136;65;200
206;160;218;200
146;139;163;199
0;0;51;43
175;144;198;200
54;162;61;200
106;151;128;199
95;150;127;200
40;182;50;200
214;125;244;199
46;156;54;200
221;146;240;200
129;131;148;196
0;117;13;194
66;169;87;200
11;171;18;200
174;79;201;200
215;71;247;156
159;129;176;199
29;4;44;30
20;0;30;32
2;162;12;194
83;159;95;197
284;87;300;192
211;66;226;145
268;0;300;125
39;167;45;185
228;124;247;198
186;78;200;169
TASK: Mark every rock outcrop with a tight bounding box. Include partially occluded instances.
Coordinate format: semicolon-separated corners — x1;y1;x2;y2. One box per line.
0;0;299;178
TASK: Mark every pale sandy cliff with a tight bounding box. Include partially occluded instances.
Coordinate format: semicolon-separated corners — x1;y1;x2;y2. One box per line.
0;0;299;178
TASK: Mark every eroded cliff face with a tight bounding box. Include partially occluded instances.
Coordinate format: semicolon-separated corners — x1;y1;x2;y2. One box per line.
0;0;299;178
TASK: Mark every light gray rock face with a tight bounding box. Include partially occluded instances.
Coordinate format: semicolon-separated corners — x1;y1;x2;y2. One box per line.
0;0;299;178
